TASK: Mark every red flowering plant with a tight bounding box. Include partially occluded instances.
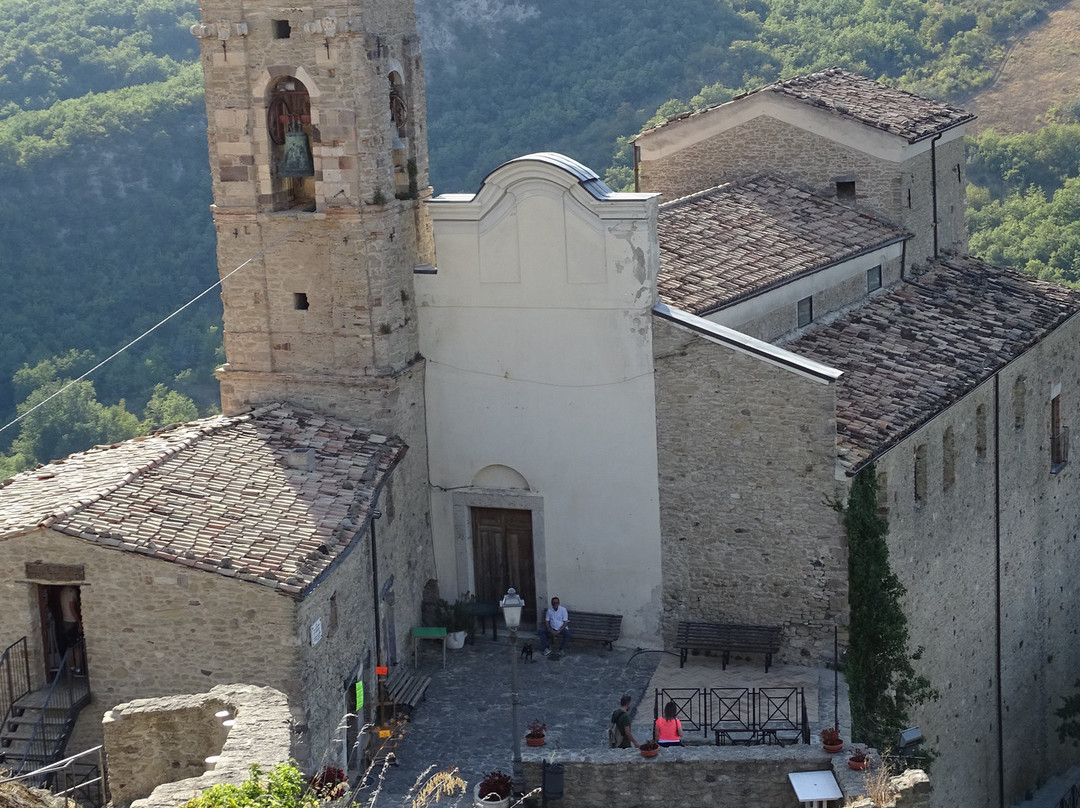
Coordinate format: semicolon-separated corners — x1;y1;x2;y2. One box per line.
309;766;348;800
477;770;512;801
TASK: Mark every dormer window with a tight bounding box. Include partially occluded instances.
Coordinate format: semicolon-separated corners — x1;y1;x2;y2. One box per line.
867;265;882;292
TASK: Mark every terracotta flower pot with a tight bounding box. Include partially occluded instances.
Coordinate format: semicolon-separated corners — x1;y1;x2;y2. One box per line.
639;743;659;758
526;734;545;747
823;741;844;753
848;758;869;770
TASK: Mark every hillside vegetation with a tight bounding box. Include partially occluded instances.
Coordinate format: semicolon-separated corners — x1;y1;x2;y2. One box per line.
0;0;1068;470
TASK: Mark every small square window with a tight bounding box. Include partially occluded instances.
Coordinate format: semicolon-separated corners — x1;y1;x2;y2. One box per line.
797;296;813;328
294;292;309;310
867;265;882;292
273;19;291;38
835;180;856;202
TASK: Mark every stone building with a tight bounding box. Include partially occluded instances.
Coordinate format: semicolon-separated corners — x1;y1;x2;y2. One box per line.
635;70;1080;808
1;0;1078;805
0;406;419;770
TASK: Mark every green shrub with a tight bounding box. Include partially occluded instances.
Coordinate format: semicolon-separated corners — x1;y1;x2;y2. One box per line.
181;762;324;808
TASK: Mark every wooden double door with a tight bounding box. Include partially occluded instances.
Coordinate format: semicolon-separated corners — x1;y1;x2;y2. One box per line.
471;507;536;625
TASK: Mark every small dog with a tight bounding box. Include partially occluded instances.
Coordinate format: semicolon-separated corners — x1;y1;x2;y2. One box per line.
520;642;534;662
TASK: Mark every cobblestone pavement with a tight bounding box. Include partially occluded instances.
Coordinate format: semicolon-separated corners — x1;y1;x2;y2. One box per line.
352;634;852;807
356;635;661;805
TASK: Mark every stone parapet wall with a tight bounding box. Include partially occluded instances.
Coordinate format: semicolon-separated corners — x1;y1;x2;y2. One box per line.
104;684;295;808
653;318;845;664
521;746;930;808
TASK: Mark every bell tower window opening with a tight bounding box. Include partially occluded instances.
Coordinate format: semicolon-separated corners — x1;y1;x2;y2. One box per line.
266;76;316;212
389;72;412;198
273;20;291;39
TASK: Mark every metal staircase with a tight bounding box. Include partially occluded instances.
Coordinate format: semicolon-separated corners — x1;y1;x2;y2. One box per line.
0;636;90;776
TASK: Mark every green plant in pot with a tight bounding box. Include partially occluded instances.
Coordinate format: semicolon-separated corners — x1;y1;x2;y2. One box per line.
435;592;476;648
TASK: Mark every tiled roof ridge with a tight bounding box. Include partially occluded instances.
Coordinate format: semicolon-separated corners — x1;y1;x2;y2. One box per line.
33;407;264;533
762;67;975;142
638;67;973;141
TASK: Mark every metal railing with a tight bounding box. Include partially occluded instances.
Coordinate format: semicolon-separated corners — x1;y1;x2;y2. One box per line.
0;636;32;735
0;744;106;808
654;686;809;745
1055;783;1080;808
2;637;90;776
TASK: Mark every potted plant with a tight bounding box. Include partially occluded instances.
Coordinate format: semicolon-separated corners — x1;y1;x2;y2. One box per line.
474;769;512;807
309;765;348;799
436;593;476;649
848;746;869;770
639;740;660;758
526;718;547;747
820;726;844;753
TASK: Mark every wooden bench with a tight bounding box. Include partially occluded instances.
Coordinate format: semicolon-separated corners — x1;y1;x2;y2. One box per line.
676;621;782;671
384;667;432;716
565;610;622;650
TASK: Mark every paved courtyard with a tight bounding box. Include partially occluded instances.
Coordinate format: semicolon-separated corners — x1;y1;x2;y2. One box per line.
355;632;850;807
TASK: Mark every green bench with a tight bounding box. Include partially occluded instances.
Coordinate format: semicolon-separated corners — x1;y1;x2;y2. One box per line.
412;625;447;668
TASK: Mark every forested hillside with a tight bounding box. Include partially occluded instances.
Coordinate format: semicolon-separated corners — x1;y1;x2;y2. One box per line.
0;0;1070;472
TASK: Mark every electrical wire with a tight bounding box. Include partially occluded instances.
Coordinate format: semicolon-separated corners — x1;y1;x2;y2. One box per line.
0;226;300;438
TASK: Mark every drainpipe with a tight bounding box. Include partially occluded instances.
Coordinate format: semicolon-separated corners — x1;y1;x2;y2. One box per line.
370;508;384;667
994;375;1004;808
930;133;942;259
900;239;907;282
633;143;641;193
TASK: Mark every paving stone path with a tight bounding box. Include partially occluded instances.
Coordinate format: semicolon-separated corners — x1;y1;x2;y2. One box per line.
356;635;661;806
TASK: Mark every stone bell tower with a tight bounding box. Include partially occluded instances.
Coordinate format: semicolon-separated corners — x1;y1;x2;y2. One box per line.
190;0;433;440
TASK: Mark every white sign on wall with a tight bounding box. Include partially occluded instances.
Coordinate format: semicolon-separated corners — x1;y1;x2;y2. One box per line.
310;618;323;646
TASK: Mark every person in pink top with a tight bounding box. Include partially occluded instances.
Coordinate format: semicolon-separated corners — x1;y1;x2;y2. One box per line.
654;700;683;746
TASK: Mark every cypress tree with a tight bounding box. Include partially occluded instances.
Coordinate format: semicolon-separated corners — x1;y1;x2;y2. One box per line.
843;464;938;755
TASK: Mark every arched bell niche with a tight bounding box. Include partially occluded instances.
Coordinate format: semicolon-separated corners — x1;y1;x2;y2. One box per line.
388;70;413;199
266;75;316;211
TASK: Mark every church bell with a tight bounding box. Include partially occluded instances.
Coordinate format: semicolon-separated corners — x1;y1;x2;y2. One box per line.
277;119;314;178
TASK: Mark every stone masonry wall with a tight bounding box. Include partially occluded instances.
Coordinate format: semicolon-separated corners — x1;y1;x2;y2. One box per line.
638;115;967;268
653;318;846;664
0;530;320;766
104;684;295;808
294;464;432;769
521;746;931;808
0;529;298;715
875;318;1080;808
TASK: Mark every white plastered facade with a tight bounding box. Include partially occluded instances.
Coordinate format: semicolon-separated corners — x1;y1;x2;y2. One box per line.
416;156;664;646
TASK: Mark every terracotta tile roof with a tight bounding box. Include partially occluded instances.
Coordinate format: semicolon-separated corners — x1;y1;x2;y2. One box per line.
640;68;974;143
755;68;975;142
785;256;1080;472
657;174;907;315
0;404;404;596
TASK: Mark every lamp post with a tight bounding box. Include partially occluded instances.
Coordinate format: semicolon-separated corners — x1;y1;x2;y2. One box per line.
500;587;525;795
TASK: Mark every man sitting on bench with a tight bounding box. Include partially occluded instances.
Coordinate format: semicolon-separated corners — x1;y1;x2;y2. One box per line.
539;596;570;656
